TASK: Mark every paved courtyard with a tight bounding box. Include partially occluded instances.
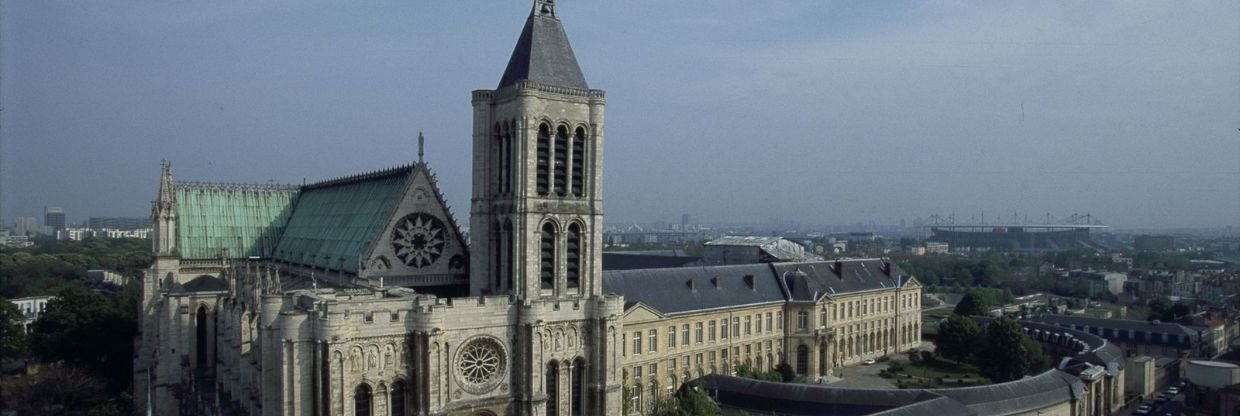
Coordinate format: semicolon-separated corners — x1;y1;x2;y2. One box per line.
824;342;937;389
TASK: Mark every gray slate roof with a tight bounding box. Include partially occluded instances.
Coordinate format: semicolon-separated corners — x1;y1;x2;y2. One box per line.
602;263;785;315
773;260;909;302
928;370;1082;416
602;259;911;316
1028;315;1201;338
702;369;1084;416
498;7;588;89
177;275;229;293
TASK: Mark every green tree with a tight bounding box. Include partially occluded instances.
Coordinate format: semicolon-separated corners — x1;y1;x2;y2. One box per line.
0;365;110;415
977;318;1045;382
0;299;28;357
678;386;720;416
648;385;720;416
1170;302;1191;319
29;287;136;392
935;314;981;362
953;290;989;317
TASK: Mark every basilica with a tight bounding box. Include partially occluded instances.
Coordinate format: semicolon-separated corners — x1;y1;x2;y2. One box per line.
135;2;923;415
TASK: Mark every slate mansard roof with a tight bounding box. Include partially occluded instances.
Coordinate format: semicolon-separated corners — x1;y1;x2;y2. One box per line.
602;259;914;316
497;2;588;90
1028;314;1203;343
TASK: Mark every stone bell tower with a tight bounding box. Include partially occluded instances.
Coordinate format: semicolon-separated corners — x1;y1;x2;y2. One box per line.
469;0;606;301
468;2;621;416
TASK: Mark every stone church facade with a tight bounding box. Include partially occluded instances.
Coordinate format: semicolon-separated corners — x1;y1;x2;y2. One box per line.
134;2;924;415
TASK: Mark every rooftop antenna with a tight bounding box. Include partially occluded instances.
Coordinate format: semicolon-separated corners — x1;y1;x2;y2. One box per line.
417;131;425;164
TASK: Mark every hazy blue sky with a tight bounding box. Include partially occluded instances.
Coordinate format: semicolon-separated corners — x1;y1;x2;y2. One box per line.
3;1;1238;229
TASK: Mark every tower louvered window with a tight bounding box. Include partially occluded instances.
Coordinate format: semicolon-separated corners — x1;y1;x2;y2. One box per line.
504;221;515;293
541;223;556;290
571;127;585;196
501;122;514;194
493;124;504;195
537;124;551;195
566;223;581;290
554;126;569;196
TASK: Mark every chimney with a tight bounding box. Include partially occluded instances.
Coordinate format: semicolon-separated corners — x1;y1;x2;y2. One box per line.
711;276;721;288
882;261;892;276
686;279;696;290
743;274;756;290
833;260;844;278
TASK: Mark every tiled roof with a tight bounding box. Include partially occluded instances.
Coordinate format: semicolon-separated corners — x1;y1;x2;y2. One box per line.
603;259;912;316
603;263;784;315
273;165;412;274
773;260;909;302
1027;315;1201;338
174;182;299;259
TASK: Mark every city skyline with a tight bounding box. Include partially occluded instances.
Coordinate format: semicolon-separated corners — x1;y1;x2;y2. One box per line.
2;1;1238;229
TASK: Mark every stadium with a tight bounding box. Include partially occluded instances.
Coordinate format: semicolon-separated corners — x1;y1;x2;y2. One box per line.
927;224;1105;252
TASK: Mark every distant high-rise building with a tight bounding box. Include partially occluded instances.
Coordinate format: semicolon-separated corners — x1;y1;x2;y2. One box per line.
12;217;40;236
88;216;152;231
44;207;65;232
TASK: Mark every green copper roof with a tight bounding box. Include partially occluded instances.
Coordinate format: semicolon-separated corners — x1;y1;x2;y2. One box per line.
175;183;299;259
273;167;412;273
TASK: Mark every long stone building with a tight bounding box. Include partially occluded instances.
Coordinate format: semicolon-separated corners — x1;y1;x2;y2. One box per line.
133;2;923;415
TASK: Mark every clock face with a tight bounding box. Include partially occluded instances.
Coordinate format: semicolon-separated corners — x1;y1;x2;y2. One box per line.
391;213;447;268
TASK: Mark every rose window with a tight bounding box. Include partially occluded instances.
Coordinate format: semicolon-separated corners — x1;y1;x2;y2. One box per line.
391;213;447;268
455;337;506;394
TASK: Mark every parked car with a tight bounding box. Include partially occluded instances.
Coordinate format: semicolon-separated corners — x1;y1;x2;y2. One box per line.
1167;386;1180;395
1154;393;1170;404
863;359;877;365
1134;404;1153;415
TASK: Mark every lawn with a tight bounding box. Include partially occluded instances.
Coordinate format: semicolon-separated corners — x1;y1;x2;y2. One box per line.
881;357;990;388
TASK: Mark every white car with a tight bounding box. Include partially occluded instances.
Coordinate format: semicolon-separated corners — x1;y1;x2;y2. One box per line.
1166;386;1180;395
863;359;877;365
1134;404;1152;415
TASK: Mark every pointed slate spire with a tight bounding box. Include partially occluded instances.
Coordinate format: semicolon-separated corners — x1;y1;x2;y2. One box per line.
497;0;588;89
157;160;175;209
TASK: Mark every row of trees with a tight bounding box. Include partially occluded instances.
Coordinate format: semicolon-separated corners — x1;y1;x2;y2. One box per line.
0;237;150;298
935;313;1051;382
1;237;145;415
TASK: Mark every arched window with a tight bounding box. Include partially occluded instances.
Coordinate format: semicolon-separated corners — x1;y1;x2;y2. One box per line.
493;220;504;292
566;223;581;290
796;345;809;375
503;221;515;293
572;358;586;416
546;362;559;416
554;126;569;196
493;123;504;195
355;384;372;416
391;380;407;416
503;121;514;194
819;345;828;375
541;223;556;291
195;306;209;373
537;124;551;196
571;127;585;197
